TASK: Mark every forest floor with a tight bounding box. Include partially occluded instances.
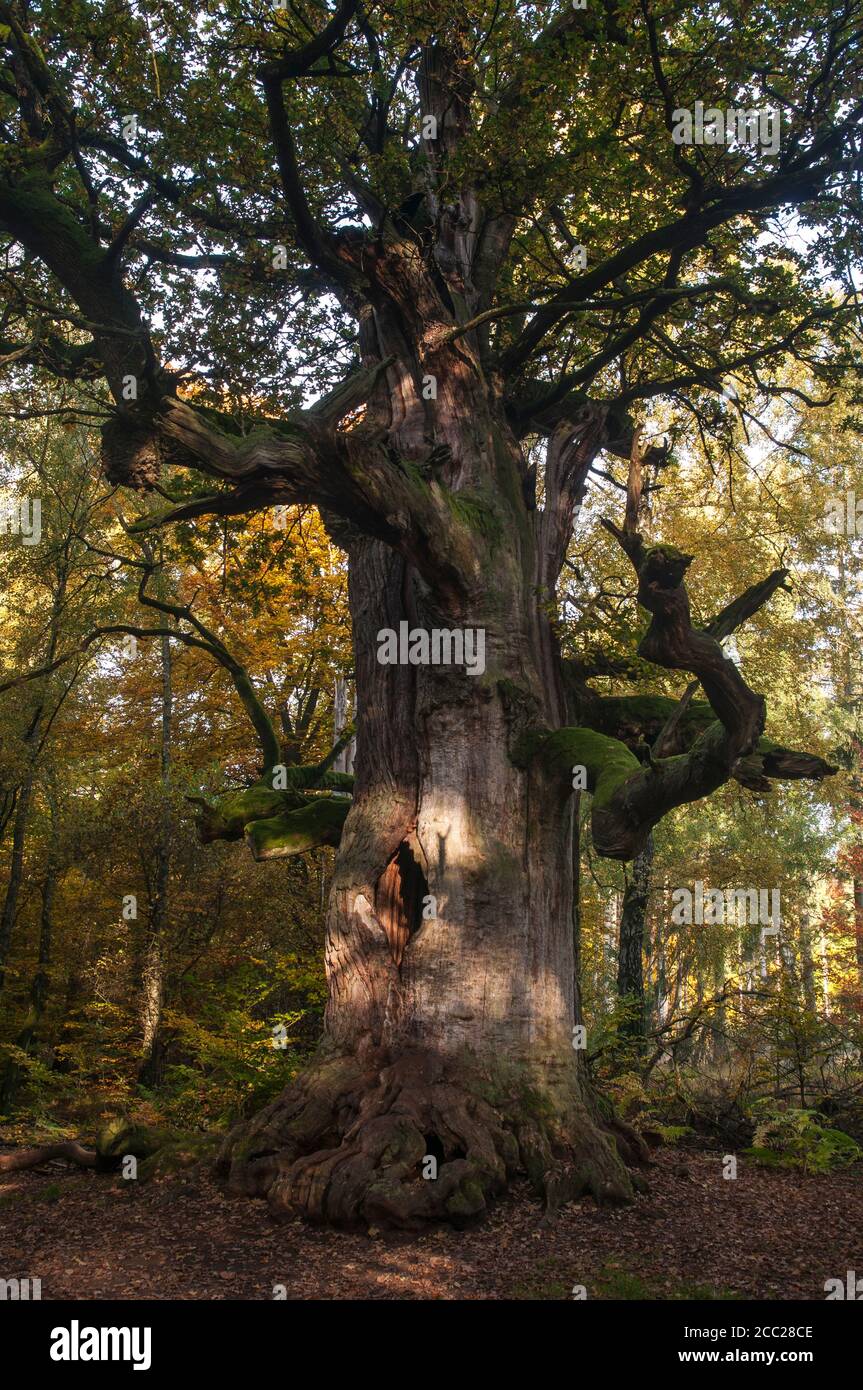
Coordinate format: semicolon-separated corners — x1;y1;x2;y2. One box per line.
1;1145;860;1300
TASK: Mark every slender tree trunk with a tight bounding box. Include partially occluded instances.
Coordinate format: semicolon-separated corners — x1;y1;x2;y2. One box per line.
654;890;670;1028
0;763;35;992
0;784;19;844
0;569;67;990
616;834;653;1038
0;772;57;1106
572;793;583;1015
799;913;817;1014
710;938;729;1064
853;877;863;994
0;778;58;1108
332;677;355;775
139;632;172;1085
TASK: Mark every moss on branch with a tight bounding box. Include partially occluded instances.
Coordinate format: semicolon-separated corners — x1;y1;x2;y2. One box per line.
586;694;715;747
520;714;836;863
534;727;642;807
244;795;350;860
189;768;353;849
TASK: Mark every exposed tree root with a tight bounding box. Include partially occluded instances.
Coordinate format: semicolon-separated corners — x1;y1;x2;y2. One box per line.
0;1121;182;1178
217;1046;645;1229
0;1140;97;1174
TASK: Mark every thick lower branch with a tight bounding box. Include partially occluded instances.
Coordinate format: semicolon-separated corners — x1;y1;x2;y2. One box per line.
116;377;479;606
188;768;352;860
244;797;349;861
530;721;836;861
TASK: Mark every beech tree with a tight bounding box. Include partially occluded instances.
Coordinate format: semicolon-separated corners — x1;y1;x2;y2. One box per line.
0;0;860;1227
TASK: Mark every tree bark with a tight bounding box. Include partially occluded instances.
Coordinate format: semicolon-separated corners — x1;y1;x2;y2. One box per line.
217;393;643;1227
0;763;35;993
332;678;355;775
139;631;172;1085
616;835;654;1038
0;564;69;991
0;777;57;1110
853;877;863;995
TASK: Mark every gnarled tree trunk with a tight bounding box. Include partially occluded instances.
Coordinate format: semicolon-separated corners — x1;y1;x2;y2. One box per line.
218;375;641;1227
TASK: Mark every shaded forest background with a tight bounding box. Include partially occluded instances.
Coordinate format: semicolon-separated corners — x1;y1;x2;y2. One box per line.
2;356;863;1177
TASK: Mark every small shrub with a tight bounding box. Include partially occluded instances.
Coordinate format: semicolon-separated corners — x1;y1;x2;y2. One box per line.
745;1102;862;1173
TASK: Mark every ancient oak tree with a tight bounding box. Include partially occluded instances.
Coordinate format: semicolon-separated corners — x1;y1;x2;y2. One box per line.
0;0;858;1225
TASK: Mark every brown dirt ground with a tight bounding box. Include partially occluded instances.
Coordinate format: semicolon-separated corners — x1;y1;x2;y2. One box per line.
1;1147;861;1300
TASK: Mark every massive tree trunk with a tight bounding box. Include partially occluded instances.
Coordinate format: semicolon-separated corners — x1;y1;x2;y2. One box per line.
218;383;643;1227
209;256;827;1224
